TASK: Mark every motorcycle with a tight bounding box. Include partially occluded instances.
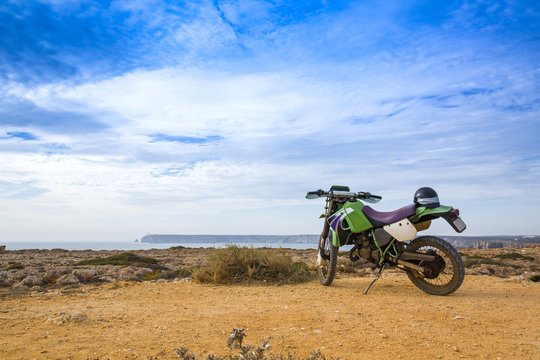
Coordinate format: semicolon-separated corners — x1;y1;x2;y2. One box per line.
306;186;466;295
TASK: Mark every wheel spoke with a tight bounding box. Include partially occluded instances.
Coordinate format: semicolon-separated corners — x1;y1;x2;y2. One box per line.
415;245;456;287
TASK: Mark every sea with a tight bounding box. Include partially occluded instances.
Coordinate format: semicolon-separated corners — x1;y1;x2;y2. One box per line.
0;240;319;251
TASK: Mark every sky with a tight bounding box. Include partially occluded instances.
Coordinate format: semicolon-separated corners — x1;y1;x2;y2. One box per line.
0;0;539;242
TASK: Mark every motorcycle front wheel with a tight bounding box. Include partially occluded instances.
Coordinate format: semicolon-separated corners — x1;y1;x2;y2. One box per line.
317;233;338;286
405;236;465;295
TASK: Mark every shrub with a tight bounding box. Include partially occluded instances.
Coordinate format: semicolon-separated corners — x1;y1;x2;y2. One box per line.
4;263;24;271
44;276;58;284
144;268;195;281
494;252;535;261
462;254;488;260
463;258;504;268
73;252;158;266
527;274;540;282
193;245;314;285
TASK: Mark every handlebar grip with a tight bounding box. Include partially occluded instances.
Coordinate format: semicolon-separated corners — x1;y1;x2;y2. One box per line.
306;189;325;199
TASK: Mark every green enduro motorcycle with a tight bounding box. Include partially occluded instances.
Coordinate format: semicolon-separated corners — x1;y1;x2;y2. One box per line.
306;186;467;295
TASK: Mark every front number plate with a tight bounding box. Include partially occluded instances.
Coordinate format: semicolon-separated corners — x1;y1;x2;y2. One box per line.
452;217;466;232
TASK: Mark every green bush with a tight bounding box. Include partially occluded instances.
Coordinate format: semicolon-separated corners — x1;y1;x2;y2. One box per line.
193;245;314;285
526;274;540;282
144;268;195;281
462;254;488;259
73;252;158;266
4;263;24;271
494;252;535;261
463;258;504;268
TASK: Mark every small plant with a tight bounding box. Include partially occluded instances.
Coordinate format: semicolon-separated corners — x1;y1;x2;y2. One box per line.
44;275;59;284
144;268;195;281
494;252;535;261
193;245;314;285
175;328;331;360
4;263;24;271
526;274;540;282
463;254;488;260
227;328;270;359
73;253;158;266
463;258;504;268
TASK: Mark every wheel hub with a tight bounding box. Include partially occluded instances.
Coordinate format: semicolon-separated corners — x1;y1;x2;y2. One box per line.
422;250;446;279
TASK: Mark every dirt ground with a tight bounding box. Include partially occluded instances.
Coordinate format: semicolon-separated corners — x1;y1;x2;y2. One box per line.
0;274;538;360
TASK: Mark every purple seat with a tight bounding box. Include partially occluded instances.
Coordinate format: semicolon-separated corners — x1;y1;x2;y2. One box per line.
362;204;417;226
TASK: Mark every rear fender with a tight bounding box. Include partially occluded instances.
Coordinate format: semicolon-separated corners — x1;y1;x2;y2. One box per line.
410;205;453;222
411;205;466;233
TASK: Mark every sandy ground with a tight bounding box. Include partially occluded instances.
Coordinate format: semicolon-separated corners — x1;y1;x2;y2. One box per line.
0;274;538;360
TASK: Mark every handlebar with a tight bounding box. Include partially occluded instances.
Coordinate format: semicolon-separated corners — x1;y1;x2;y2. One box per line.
306;189;382;203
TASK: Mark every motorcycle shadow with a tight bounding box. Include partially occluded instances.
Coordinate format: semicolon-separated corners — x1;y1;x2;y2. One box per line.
326;274;470;297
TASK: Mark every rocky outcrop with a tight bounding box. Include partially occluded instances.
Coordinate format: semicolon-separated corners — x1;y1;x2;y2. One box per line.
56;274;81;286
474;241;525;249
0;247;221;293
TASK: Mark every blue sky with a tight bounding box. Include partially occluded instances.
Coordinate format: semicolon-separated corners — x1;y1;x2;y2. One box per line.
0;0;539;242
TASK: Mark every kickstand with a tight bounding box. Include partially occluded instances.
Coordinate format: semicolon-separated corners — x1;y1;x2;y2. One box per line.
363;264;386;295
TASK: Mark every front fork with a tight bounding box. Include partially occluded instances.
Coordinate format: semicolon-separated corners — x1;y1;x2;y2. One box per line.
317;199;334;266
317;220;330;266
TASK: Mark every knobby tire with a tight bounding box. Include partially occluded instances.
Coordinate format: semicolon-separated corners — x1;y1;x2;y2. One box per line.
317;234;338;286
405;236;465;295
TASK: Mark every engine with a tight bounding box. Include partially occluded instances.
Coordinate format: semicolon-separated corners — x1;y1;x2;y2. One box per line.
349;230;402;264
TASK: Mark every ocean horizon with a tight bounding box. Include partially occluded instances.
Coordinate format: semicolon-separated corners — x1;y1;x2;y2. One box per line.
0;240;319;251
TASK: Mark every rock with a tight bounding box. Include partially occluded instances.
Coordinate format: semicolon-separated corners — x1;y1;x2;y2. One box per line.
135;268;154;277
44;269;71;279
72;269;99;282
20;275;45;287
56;274;80;286
0;245;5;252
46;312;71;326
6;270;27;283
99;275;116;283
118;273;140;282
118;267;141;282
45;312;91;326
11;283;29;292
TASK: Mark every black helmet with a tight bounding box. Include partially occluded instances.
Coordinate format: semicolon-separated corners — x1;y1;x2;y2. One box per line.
414;187;440;208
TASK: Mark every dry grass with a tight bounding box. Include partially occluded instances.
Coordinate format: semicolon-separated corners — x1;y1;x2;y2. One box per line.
193;245;314;285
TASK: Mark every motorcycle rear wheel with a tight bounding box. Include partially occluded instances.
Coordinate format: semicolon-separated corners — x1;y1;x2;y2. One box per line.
317;234;338;286
405;236;465;295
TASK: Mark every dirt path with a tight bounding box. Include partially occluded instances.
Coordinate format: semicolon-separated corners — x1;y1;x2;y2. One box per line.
0;274;538;359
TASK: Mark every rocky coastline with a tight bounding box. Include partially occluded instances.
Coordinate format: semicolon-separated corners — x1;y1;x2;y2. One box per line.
1;246;538;295
0;246;318;294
